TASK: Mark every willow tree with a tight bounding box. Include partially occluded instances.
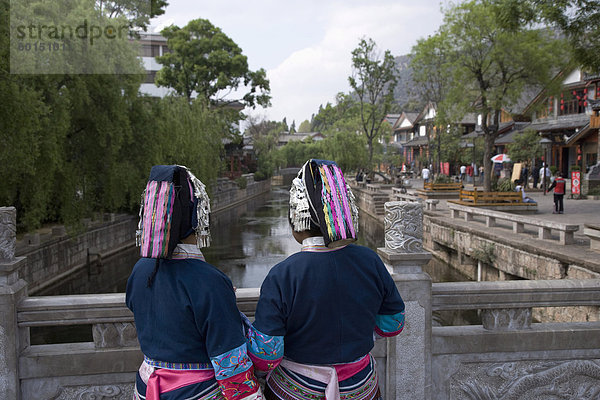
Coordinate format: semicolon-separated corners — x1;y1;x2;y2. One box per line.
349;38;398;174
438;0;569;190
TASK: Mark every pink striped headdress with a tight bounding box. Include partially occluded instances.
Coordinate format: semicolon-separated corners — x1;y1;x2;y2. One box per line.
135;165;210;259
290;159;359;248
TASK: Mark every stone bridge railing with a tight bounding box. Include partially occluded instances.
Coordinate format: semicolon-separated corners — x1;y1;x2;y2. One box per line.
2;205;600;399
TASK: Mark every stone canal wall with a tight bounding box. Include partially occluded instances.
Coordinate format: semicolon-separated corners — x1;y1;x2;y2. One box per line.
211;174;272;213
16;215;137;295
424;213;600;323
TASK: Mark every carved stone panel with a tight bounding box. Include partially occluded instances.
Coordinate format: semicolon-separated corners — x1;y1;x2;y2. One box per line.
0;207;16;261
51;384;133;399
384;201;423;253
93;322;138;348
451;360;600;399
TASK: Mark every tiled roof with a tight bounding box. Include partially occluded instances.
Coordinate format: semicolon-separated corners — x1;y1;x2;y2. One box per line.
529;114;590;132
404;136;429;147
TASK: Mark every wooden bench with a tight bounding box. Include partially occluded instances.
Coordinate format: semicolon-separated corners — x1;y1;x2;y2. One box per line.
392;188;439;211
448;189;538;212
583;224;600;252
447;203;578;245
423;182;462;191
457;189;522;204
417;182;462;200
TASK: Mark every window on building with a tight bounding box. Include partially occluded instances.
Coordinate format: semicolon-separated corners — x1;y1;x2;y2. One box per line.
142;44;160;57
558;88;588;116
144;71;157;83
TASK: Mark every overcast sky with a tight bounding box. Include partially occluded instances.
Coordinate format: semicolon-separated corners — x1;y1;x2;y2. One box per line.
149;0;452;126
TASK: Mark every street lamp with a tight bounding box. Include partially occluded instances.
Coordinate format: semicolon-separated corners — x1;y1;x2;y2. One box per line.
539;137;552;195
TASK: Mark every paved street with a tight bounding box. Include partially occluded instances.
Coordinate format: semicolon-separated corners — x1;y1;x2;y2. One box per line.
407;178;600;242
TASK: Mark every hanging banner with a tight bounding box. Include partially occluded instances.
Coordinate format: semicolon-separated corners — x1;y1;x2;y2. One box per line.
571;171;581;195
439;162;450;176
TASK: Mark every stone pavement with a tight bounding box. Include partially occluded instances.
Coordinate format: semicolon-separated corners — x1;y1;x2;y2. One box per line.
406;178;600;242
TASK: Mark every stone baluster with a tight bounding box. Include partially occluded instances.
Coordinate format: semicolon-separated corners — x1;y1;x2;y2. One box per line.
377;201;432;400
0;207;29;400
481;308;532;331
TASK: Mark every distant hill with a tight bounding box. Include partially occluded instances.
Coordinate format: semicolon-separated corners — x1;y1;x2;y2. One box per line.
392;54;423;113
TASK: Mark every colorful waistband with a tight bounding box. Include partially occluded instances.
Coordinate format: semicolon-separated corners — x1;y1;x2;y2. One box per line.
144;355;212;370
269;354;378;399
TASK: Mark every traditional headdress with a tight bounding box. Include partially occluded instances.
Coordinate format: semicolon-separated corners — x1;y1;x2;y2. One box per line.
289;159;359;248
136;165;211;259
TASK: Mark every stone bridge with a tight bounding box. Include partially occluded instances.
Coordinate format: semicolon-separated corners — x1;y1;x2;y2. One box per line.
1;204;600;399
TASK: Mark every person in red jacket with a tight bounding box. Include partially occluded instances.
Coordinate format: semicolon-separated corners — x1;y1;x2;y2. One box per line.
547;172;566;214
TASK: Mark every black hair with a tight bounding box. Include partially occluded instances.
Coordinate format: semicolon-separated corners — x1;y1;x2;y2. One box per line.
147;258;160;288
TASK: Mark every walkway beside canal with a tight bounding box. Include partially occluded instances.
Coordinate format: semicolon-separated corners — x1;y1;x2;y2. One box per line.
370;177;600;257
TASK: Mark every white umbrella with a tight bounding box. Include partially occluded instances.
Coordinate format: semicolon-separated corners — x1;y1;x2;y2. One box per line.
491;154;511;163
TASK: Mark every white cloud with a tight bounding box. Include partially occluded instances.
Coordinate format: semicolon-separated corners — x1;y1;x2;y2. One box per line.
255;2;446;125
153;0;449;127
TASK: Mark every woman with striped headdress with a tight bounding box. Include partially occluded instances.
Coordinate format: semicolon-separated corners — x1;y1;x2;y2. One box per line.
243;159;406;400
126;165;263;400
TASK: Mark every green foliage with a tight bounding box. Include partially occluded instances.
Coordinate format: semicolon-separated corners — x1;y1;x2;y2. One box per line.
496;177;514;192
311;93;358;132
0;0;241;233
429;0;570;191
11;0;144;75
297;120;312;133
322;118;368;172
235;176;247;189
156;18;270;107
434;174;452;184
550;165;558;175
439;125;464;165
492;0;600;71
507;129;543;163
97;0;168;30
245;117;286;178
279;140;321;168
349;38;398;172
570;164;581;171
472;242;496;265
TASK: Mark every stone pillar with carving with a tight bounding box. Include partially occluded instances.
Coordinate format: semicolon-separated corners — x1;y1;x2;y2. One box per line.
0;207;28;400
377;201;432;400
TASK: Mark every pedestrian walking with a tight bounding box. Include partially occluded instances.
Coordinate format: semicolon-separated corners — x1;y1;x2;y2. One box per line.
422;166;431;183
547;172;566;214
540;163;551;190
